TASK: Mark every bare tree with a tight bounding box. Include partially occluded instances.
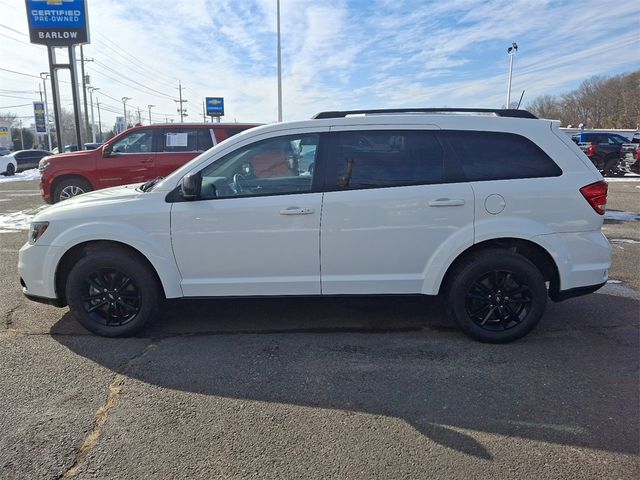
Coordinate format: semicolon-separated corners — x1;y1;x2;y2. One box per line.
526;70;639;128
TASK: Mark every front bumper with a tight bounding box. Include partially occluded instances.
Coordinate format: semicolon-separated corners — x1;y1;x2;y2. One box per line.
18;242;63;304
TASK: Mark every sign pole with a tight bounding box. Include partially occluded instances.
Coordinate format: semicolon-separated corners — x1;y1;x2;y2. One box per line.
47;47;64;152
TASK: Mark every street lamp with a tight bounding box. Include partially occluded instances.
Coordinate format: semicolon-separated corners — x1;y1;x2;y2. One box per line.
122;97;132;126
147;105;155;125
277;0;282;122
40;72;53;151
506;42;518;109
88;87;100;142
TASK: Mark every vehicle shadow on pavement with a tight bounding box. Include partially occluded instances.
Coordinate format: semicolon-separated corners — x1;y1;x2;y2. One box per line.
51;293;639;460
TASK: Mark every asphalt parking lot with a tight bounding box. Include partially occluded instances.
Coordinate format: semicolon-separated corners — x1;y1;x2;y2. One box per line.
0;177;638;479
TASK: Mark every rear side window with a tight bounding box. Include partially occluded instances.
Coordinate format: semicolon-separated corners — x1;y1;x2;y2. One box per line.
162;129;211;152
443;131;562;181
332;130;445;189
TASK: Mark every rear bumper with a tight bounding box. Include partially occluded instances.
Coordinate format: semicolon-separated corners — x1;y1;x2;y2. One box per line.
552;281;606;302
534;230;611;293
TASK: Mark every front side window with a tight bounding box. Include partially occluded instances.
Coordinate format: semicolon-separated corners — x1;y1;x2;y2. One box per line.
333;130;445;190
444;130;562;181
111;130;154;154
198;134;319;200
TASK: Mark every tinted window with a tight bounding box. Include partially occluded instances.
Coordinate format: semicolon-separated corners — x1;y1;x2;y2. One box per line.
333;130;445;189
444;131;562;181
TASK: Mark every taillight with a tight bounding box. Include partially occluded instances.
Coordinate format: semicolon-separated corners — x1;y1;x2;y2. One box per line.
587;143;597;156
580;181;608;215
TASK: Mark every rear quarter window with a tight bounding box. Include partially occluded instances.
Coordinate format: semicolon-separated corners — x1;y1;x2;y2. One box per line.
443;130;562;181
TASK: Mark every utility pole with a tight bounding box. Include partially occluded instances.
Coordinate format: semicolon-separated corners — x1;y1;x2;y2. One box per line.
122;97;131;126
136;107;142;125
19;120;24;149
202;99;207;122
96;97;103;142
40;72;53;151
506;42;518;109
79;46;92;143
148;105;155;125
277;0;283;122
174;81;188;122
88;87;99;143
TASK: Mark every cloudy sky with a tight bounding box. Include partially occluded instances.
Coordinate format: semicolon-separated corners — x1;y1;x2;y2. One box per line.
1;0;638;129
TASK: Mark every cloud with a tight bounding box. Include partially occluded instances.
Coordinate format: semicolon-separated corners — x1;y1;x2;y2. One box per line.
0;0;638;128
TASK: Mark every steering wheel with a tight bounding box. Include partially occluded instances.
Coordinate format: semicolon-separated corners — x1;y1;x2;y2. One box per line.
232;173;248;194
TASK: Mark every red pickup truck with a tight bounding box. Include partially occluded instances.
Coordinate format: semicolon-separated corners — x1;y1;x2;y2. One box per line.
39;123;259;203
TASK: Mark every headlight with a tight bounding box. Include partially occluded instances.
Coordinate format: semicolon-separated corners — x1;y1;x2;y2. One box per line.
39;160;50;171
29;222;49;244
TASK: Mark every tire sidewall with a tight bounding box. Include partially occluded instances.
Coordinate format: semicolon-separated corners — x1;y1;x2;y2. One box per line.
66;251;159;337
54;178;91;203
447;252;547;343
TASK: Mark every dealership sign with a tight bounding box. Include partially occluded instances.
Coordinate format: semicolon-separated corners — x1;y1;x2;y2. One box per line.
33;101;47;133
206;97;224;117
25;0;90;46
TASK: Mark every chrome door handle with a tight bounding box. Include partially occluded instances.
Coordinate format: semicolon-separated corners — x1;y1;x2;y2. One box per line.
279;207;315;215
428;198;466;207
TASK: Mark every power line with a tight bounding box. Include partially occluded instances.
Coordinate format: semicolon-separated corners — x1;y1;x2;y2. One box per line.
94;31;178;84
0;103;33;109
0;24;28;37
0;67;41;79
92;59;176;99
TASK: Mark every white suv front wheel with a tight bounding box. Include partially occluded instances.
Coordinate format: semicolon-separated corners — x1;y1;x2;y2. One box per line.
65;247;160;337
446;250;547;343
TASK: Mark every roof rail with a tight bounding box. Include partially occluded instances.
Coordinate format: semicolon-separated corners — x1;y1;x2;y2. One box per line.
312;108;538;120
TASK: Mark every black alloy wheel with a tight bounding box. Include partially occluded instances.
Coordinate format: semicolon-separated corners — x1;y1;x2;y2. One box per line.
446;249;547;343
66;246;160;337
81;268;141;327
465;270;532;331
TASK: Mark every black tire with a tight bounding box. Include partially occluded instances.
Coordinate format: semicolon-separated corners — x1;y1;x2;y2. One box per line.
4;162;15;176
446;249;547;343
53;177;92;203
65;247;161;337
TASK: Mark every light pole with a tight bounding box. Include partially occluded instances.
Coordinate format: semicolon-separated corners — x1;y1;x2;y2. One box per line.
276;0;282;122
122;97;132;126
147;105;155;125
506;42;518;109
88;87;99;142
40;72;53;151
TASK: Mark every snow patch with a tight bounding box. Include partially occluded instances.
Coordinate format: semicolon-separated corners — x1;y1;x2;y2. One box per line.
604;210;640;222
0;169;41;183
0;206;48;232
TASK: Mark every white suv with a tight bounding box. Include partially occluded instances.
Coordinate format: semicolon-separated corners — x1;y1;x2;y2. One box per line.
18;109;611;342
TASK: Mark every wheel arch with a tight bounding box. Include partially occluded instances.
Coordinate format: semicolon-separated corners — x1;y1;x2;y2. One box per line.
55;240;169;306
437;237;560;299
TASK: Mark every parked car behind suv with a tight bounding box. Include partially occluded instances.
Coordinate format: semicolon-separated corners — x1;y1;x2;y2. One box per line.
19;108;611;343
1;149;53;175
39;123;259;203
571;131;630;176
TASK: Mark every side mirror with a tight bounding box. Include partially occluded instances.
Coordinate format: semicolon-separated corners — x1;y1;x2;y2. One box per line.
103;144;113;157
180;171;202;200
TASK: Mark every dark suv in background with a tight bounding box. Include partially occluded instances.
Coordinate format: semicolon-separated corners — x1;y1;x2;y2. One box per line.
38;123;259;203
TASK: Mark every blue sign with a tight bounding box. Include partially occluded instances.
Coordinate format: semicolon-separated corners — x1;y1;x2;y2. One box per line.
33;101;47;134
206;97;224;117
25;0;89;46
